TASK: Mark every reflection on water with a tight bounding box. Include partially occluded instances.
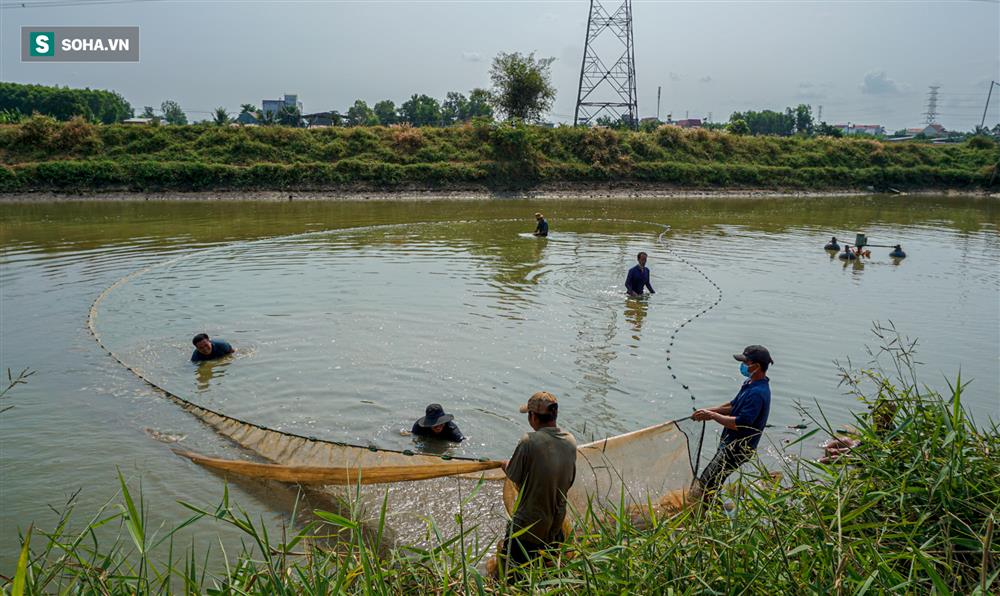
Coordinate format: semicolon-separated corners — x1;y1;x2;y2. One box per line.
195;359;232;392
1;196;998;569
625;297;649;338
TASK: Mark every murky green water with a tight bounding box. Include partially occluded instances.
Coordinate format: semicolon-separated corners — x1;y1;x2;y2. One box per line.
2;196;998;569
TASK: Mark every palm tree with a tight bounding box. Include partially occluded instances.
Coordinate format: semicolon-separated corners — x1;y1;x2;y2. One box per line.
240;103;257;115
213;107;230;126
277;105;302;127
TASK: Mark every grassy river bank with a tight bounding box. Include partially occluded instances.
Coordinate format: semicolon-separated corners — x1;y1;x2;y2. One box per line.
5;329;998;594
1;117;997;194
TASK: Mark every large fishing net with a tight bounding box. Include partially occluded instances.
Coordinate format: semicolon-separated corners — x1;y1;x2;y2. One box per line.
87;218;712;548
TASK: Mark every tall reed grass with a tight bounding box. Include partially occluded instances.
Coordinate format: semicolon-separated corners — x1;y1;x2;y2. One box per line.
4;326;997;594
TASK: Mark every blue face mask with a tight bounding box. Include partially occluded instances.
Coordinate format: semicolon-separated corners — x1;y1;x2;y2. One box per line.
739;362;751;377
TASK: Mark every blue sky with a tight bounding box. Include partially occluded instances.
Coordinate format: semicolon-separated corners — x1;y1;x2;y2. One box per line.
2;0;998;131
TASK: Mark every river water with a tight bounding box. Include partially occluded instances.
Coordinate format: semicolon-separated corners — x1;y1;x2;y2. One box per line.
2;196;998;569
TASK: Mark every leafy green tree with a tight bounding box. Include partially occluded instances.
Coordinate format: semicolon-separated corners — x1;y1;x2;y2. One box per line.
373;100;397;125
399;94;442;126
140;106;157;119
213;107;230;126
467;88;494;121
488;52;556;123
160;100;187;125
0;82;131;123
729;109;794;136
346;100;379;126
441;92;469;125
239;103;257;116
728;118;750;135
277;105;302;127
793;104;814;135
815;122;843;137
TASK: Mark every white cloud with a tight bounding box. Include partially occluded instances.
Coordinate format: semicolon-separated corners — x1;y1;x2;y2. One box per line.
462;51;482;63
797;81;830;101
860;71;906;96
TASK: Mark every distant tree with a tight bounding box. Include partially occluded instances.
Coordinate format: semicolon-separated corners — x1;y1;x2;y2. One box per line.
488;52;556;123
239;103;257;116
276;105;302;127
259;109;276;125
466;88;494;120
140;106;157;119
0;82;131;123
213;107;230;126
793;104;814;135
729;109;793;136
595;113;633;129
373;100;397;125
346;99;379;126
398;94;442;126
160;100;187;125
441;92;470;125
728;118;750;135
815;122;843;137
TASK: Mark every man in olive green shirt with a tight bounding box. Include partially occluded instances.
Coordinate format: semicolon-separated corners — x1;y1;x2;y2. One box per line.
499;391;577;575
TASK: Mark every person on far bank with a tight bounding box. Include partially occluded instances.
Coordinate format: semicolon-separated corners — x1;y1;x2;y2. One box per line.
190;333;235;362
411;403;465;443
533;213;549;237
625;251;655;297
690;345;773;503
496;391;576;578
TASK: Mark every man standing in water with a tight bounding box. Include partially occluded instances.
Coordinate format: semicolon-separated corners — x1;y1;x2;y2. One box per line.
625;251;655;297
497;391;576;577
410;403;465;443
691;345;773;502
533;212;549;237
190;333;235;362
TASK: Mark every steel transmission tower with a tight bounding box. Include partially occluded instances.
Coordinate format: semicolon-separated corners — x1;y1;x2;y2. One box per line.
574;0;638;128
924;85;940;125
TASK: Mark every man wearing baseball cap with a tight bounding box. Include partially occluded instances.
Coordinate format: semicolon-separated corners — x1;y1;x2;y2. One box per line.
691;345;774;502
498;391;576;576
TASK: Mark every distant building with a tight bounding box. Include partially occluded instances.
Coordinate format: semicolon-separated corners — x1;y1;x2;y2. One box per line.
835;123;885;136
122;117;155;125
303;111;341;127
261;94;303;117
235;111;259;125
921;123;947;138
674;118;702;129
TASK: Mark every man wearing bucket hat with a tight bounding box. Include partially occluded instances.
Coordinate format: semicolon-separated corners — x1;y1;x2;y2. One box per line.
532;212;549;237
691;345;774;502
410;404;465;443
497;391;576;575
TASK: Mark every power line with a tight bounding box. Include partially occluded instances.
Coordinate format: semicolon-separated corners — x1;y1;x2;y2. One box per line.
1;0;164;9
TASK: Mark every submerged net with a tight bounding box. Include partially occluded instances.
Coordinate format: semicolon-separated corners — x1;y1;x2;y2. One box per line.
86;217;712;546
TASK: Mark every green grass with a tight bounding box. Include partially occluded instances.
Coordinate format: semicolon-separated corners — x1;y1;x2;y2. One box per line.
0;117;996;192
4;326;998;594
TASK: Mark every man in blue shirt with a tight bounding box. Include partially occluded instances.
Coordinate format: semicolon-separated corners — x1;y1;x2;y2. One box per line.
190;333;235;362
533;212;549;237
625;252;655;296
691;345;773;502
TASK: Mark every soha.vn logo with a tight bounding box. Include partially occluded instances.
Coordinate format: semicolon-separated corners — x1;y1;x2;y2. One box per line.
29;32;56;56
30;31;132;56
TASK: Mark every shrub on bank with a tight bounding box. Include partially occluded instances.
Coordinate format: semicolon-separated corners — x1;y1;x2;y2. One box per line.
0;117;995;191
